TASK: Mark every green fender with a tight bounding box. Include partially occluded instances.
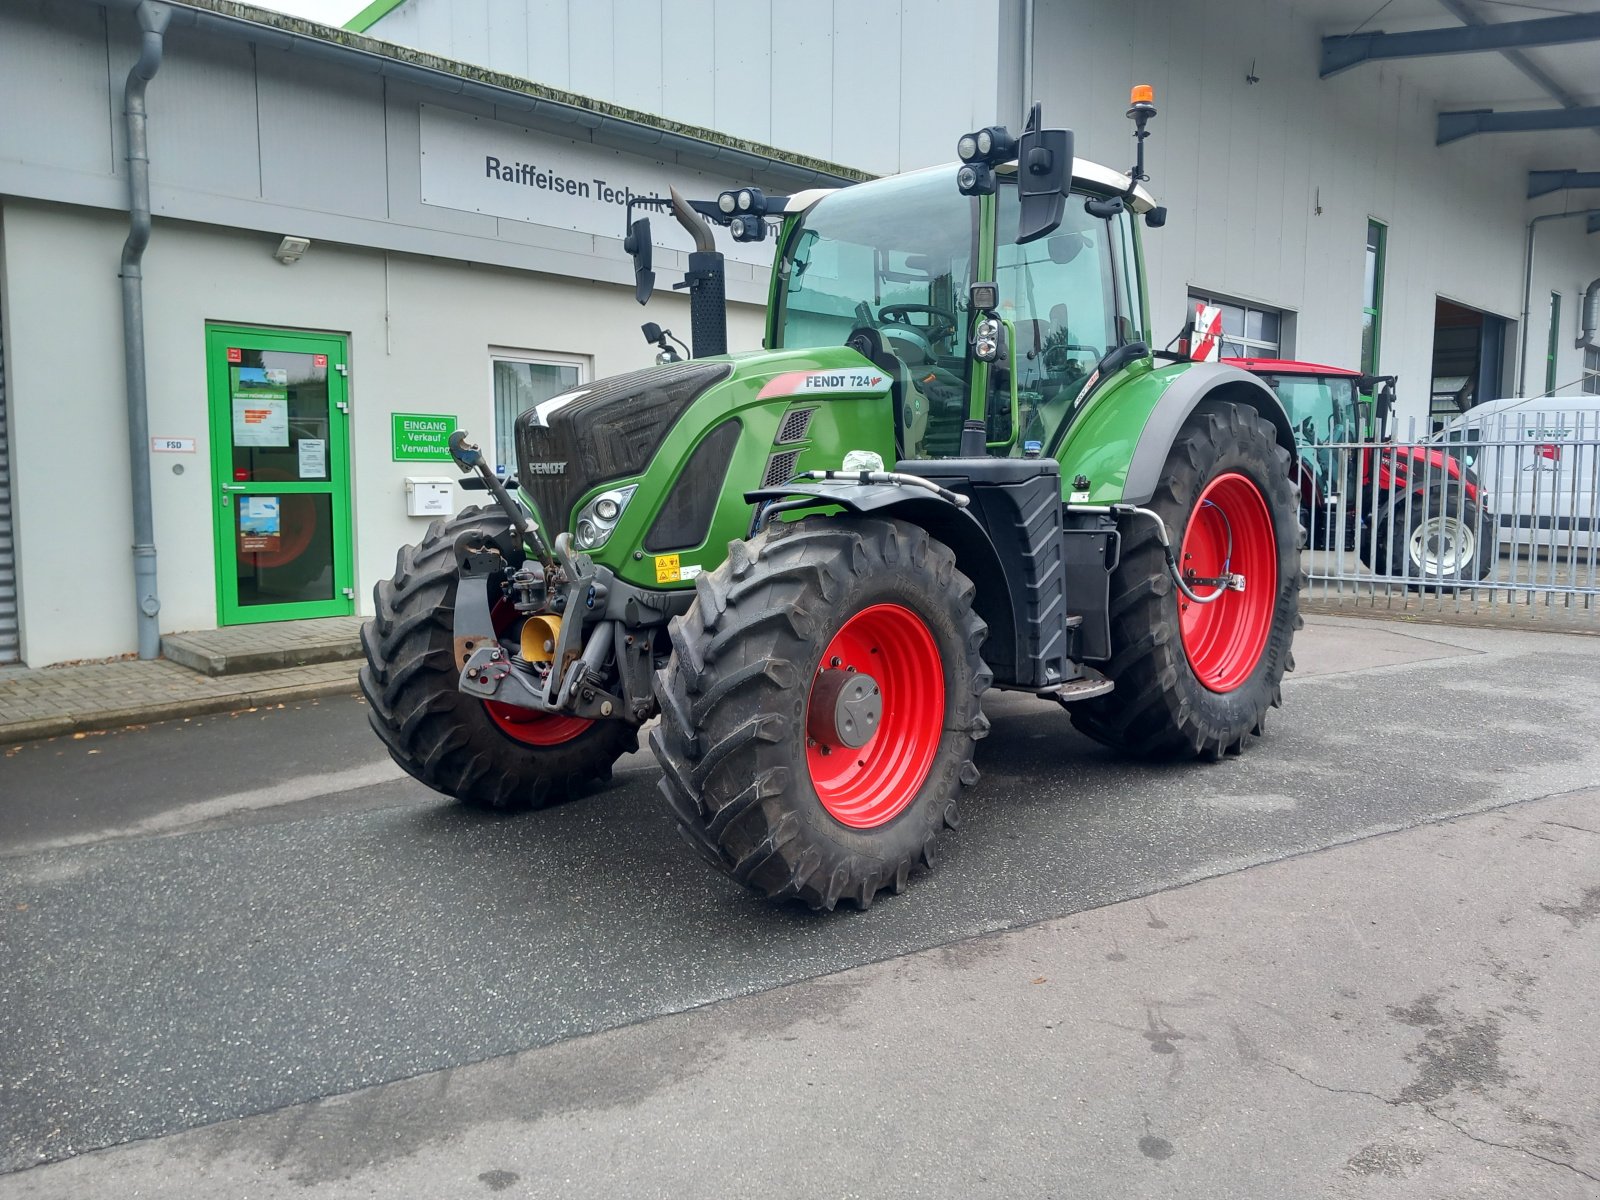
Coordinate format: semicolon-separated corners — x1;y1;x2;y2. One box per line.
1054;361;1295;505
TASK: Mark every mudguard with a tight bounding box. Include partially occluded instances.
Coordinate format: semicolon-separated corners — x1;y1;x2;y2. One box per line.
1121;363;1294;505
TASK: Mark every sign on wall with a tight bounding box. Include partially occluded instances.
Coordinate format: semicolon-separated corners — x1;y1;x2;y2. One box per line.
418;105;776;268
392;412;458;461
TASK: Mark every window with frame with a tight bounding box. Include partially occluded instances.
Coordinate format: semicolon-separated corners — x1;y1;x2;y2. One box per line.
1187;290;1285;359
490;351;588;474
1584;345;1600;396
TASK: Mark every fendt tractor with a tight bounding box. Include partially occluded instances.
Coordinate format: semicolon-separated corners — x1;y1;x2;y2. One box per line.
360;91;1304;910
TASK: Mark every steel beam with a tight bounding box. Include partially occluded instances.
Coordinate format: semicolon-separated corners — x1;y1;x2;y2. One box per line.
1438;106;1600;145
1322;11;1600;76
1529;170;1600;198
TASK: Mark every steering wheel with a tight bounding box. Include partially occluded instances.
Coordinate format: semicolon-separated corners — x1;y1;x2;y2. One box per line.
878;303;960;346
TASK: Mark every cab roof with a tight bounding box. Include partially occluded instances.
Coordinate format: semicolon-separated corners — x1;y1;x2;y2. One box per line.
786;157;1157;217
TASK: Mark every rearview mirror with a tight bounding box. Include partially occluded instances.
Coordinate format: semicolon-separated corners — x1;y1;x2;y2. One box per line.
1016;127;1074;244
623;217;654;305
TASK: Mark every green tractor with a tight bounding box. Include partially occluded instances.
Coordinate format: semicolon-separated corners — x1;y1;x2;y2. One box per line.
360;92;1302;910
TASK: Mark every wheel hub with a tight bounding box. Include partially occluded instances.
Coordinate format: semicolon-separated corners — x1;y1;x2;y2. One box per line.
808;669;882;749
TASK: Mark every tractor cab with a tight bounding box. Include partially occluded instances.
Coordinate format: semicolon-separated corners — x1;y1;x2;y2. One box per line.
767;158;1155;462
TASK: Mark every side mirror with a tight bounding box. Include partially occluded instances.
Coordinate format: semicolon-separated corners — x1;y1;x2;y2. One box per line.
1016;127;1074;244
623;217;654;305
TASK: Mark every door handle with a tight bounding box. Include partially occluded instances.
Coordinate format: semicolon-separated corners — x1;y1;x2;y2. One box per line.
220;484;246;491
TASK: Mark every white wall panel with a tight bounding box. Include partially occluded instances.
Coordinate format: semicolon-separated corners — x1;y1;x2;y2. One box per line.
113;27;262;199
258;56;389;219
660;0;716;129
830;1;900;174
611;1;664;115
711;0;774;145
486;0;529;75
0;2;114;178
525;0;570;89
567;0;617;102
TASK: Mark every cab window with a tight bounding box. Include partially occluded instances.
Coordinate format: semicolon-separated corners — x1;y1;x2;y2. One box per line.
992;187;1123;452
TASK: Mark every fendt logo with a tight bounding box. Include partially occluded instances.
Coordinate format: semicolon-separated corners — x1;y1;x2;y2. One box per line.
525;462;567;475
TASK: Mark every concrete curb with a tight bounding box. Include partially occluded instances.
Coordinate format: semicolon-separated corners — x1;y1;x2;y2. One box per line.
0;677;362;747
1300;597;1600;635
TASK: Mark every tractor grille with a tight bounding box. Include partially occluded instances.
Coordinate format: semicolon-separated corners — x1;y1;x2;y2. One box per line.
513;361;730;534
761;450;800;488
775;407;816;445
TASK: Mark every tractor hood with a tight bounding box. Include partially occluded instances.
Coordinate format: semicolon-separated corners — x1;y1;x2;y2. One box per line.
513;346;895;550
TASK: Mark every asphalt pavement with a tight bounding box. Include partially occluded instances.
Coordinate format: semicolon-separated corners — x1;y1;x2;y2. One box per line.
2;614;1598;1196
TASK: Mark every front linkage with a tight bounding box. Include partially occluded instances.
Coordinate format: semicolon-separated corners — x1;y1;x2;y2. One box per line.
444;430;682;728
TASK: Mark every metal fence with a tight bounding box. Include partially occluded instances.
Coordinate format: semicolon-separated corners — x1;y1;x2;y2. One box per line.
1297;407;1600;621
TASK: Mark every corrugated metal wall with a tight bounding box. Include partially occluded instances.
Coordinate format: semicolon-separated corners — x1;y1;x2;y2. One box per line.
366;0;1006;176
0;297;17;664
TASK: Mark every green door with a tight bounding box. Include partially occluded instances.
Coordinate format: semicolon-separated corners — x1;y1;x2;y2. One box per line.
205;325;354;625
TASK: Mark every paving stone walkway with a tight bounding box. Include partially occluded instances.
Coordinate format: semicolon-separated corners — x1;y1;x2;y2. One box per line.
0;655;360;746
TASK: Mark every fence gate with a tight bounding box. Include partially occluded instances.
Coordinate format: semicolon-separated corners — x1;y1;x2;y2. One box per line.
0;301;16;664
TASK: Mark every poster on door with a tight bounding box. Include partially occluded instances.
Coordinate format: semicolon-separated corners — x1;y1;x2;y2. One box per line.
238;495;282;553
231;366;290;448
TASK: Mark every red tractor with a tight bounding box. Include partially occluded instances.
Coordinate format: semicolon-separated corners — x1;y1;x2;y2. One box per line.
1226;358;1494;585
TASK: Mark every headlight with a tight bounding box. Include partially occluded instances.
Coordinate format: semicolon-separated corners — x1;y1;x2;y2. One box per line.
572;484;637;550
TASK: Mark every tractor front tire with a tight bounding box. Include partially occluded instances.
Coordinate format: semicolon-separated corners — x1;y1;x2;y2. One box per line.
1072;401;1301;760
360;506;638;811
652;516;990;911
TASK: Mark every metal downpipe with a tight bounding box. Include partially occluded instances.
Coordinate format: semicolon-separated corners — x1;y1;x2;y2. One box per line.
119;0;170;659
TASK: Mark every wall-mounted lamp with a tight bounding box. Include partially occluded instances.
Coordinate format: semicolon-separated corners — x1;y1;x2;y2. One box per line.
274;235;311;265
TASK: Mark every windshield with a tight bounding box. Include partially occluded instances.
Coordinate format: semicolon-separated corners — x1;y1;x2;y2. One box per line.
775;167;977;456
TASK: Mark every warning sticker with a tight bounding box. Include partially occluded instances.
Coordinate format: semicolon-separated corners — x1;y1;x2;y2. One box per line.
654;554;681;583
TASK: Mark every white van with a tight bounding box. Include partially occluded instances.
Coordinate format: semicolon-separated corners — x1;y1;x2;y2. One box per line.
1432;396;1600;554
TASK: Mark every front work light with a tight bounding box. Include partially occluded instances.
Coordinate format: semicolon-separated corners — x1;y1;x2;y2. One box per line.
717;191;738;214
957;162;996;196
958;125;1016;165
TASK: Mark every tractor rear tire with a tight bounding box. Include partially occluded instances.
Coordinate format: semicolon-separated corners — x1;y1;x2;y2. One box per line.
1071;401;1301;760
651;516;991;911
360;506;638;811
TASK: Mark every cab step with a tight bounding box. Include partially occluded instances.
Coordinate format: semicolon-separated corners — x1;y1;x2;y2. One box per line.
1042;671;1114;705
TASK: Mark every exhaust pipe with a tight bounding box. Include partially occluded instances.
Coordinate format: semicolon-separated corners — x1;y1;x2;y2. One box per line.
668;187;727;359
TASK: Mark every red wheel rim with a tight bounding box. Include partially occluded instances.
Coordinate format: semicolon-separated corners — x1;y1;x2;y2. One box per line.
484;701;593;746
806;603;944;829
482;600;593;746
1178;472;1278;693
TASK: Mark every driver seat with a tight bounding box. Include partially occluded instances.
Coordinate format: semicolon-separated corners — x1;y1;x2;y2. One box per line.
845;326;924;459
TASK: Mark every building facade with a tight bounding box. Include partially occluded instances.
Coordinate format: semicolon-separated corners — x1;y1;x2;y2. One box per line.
1;0;1598;666
0;0;860;665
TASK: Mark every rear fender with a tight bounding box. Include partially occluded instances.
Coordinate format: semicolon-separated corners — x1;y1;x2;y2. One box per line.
1120;364;1295;505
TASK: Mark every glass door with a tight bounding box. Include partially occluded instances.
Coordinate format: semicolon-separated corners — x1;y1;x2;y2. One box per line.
205;325;353;624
